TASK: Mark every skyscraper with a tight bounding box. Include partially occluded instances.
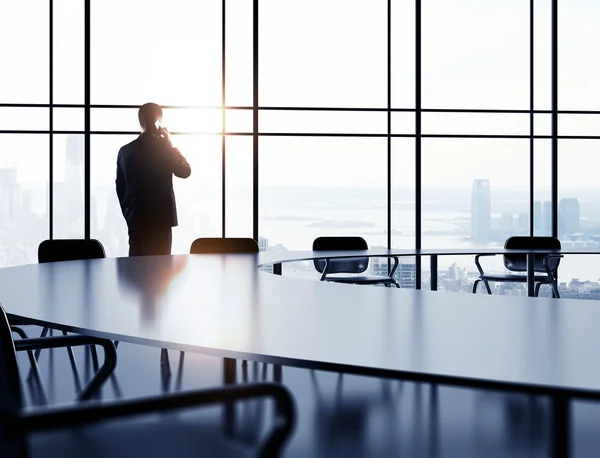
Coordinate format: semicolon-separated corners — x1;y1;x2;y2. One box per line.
533;201;541;232
542;201;552;236
559;197;580;236
66;135;83;221
0;167;19;224
518;212;528;234
470;179;491;242
371;253;416;288
501;211;513;233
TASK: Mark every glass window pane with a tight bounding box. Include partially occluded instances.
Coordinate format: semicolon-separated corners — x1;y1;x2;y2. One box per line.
260;111;387;134
0;108;48;131
54;0;84;103
391;0;416;109
559;114;600;137
422;0;529;109
0;135;49;266
226;109;252;133
558;140;600;297
91;134;222;257
559;1;600;110
92;108;222;133
54;108;84;132
392;112;415;135
558;140;599;244
392;138;415;250
53;135;84;238
0;1;48;103
534;113;551;137
534;139;551;236
92;109;139;132
260;137;387;256
171;136;223;252
226;0;253;107
422;113;529;136
91;135;136;257
162;108;222;133
534;0;551;110
260;0;387;108
225;136;252;238
91;0;222;105
422;138;530;293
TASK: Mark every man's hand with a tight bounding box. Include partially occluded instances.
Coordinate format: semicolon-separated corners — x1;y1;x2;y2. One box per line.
158;127;173;145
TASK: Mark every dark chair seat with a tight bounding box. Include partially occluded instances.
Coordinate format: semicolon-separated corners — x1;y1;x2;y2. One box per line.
29;239;108;387
477;273;554;283
313;236;400;288
322;274;400;285
190;238;259;254
38;239;106;263
473;236;562;298
189;237;263;380
0;304;295;458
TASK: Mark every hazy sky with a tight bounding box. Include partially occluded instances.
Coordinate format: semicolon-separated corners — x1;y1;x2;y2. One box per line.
1;0;600;190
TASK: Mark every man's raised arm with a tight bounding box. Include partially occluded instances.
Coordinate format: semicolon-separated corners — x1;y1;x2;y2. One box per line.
170;147;191;179
115;157;127;215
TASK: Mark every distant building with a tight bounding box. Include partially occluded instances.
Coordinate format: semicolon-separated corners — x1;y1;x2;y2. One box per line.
470;179;491;242
371;255;416;288
568;278;599;293
542;200;552;236
66;135;83;222
517;212;529;235
501;212;513;233
0;167;19;223
534;201;542;232
396;262;417;288
258;236;273;273
258;236;269;251
559;197;580;237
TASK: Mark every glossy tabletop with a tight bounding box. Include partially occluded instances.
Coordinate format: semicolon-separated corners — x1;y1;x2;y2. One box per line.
3;251;600;399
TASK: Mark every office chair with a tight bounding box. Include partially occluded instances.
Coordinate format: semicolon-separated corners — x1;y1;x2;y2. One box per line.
0;305;295;458
29;239;108;381
38;239;106;263
312;236;400;288
472;236;563;298
189;237;264;382
190;237;259;254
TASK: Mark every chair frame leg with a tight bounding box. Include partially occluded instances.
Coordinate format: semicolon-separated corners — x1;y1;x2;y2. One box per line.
551;279;560;298
483;280;492;295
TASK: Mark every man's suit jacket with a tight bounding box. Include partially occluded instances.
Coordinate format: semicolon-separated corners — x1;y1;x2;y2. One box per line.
116;133;191;231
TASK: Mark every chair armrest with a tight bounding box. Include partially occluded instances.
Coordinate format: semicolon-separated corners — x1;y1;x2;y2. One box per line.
388;256;400;278
18;382;295;458
11;326;49;405
320;258;330;281
543;254;563;276
14;335;117;402
10;326;29;339
474;254;496;276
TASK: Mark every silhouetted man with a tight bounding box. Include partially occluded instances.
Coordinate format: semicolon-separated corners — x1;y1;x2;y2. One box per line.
116;103;191;256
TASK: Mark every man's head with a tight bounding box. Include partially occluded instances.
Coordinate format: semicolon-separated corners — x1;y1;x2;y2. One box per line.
138;102;163;132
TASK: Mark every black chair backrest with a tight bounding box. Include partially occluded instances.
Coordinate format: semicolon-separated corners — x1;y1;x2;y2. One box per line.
312;236;369;274
38;239;106;263
503;236;562;272
190;237;259;254
0;305;24;457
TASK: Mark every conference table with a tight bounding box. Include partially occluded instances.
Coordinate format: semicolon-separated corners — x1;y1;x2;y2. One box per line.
2;247;600;458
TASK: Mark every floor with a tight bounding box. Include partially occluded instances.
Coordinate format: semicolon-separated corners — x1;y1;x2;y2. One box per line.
14;326;600;457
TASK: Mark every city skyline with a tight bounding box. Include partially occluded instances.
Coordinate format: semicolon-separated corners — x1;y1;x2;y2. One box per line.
0;139;598;301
